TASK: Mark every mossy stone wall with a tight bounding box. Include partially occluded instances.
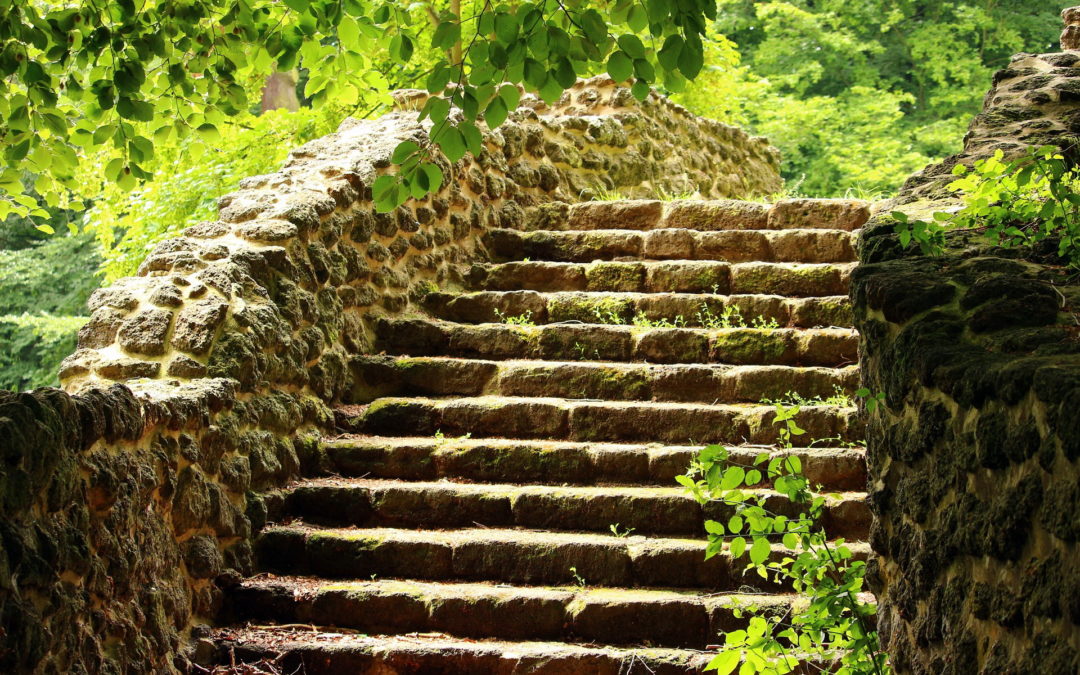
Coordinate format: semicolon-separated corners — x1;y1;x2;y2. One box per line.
0;79;780;673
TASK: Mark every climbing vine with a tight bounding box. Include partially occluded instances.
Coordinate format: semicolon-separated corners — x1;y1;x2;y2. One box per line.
892;145;1080;267
679;402;889;675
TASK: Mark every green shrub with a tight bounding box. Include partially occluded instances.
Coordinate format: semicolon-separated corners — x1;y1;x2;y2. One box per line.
0;233;101;316
0;314;87;391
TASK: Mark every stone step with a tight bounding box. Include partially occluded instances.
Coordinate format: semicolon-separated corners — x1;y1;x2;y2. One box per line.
373;317;858;367
213;627;714;674
320;437;868;491
350;355;859;405
421;291;852;328
269;479;870;540
338;396;863;446
467;260;854;296
227;576;797;649
484;228;857;264
255;524;871;591
524;199;870;233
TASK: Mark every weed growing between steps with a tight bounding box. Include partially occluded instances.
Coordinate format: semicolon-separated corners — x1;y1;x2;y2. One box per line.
680;403;890;675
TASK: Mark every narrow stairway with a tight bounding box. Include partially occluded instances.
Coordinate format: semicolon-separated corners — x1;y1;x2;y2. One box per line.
215;198;871;673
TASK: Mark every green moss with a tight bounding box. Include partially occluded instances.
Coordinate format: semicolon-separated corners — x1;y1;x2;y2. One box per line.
711;329;788;364
585;262;645;292
548;295;633;324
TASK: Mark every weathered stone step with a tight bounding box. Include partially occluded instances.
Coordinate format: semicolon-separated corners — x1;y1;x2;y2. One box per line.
256;525;726;589
351;355;858;404
468;260;854;296
422;291;852;328
339;396;863;446
374;317;858;367
484;228;857;264
271;479;870;539
524;199;870;233
227;576;796;649
256;524;870;591
213;627;713;674
321;437;868;491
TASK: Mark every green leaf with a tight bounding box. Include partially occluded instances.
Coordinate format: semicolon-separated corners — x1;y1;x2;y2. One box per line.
117;98;154;122
657;34;683;71
35;223;55;235
338;16;360;45
494;13;519;43
372;174;398;202
749;537;770;565
421;163;443;193
432;19;461;50
720;466;745;491
627;5;649;33
499;84;521;112
607;51;633;82
633;58;655;82
729;536;746;559
391;140;419;164
553;58;577;89
617;34;645;59
677;40;704;79
459;120;484;156
485;96;508;129
436;126;467;162
706;650;741;675
631;79;650;101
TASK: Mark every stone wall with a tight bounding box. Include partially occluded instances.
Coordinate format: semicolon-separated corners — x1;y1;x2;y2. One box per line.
854;17;1080;672
0;78;781;673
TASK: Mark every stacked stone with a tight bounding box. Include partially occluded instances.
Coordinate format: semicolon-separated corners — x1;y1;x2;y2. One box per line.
902;11;1080;202
0;79;782;674
1063;7;1080;51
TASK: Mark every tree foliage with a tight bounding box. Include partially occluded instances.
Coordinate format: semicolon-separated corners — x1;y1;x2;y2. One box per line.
674;0;1061;195
0;0;721;218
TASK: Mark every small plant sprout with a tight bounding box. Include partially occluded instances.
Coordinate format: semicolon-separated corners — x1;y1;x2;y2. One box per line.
569;566;587;588
855;388;886;413
609;523;636;538
495;309;535;326
772;403;806;449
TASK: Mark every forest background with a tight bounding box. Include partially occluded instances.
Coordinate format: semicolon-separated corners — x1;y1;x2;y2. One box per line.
0;0;1063;390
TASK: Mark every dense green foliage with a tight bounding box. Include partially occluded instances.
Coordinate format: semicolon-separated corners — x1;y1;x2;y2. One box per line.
681;404;886;675
0;0;717;217
674;0;1062;196
0;231;99;315
894;146;1080;267
0;232;97;389
81;105;345;281
0;314;86;390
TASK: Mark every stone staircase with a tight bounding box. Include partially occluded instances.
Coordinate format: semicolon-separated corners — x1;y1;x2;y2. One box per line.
214;198;871;673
